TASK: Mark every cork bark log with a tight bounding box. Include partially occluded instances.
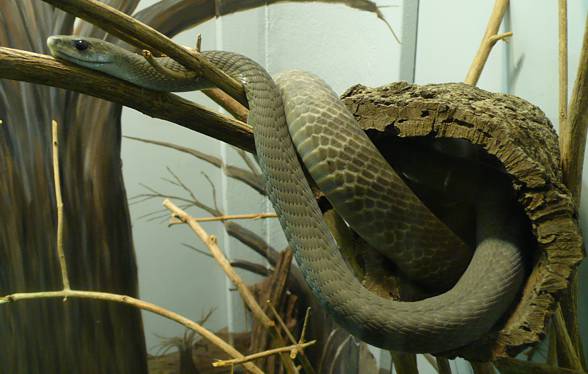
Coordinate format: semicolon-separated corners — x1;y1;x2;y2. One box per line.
337;82;584;360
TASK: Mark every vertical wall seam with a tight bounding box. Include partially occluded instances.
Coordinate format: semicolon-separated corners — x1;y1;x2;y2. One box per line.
214;13;236;338
503;4;513;94
399;0;419;83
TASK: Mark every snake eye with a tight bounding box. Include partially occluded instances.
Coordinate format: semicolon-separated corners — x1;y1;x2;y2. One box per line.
73;40;90;51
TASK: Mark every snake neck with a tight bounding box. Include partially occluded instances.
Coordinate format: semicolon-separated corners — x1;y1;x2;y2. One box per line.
108;51;214;92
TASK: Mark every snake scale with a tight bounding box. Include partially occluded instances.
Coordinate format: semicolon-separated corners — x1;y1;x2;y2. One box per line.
47;35;525;353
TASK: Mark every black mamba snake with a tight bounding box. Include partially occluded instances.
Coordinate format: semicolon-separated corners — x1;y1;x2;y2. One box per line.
47;35;525;353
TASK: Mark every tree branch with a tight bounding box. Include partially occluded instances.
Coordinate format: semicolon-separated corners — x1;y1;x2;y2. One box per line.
0;47;254;152
52;120;70;291
40;0;248;106
556;11;588;371
163;199;274;329
124;136;264;193
464;0;511;85
560;12;588;203
0;290;263;374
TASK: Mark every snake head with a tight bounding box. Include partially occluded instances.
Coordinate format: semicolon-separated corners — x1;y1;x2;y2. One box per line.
47;35;117;68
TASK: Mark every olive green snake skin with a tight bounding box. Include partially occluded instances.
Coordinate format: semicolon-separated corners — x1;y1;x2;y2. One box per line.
47;36;525;353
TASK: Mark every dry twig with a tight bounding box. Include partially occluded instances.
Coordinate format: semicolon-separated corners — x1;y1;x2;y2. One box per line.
191;213;276;222
464;0;511;85
51;120;70;291
163;199;274;328
124;136;264;193
142;49;198;80
213;340;316;369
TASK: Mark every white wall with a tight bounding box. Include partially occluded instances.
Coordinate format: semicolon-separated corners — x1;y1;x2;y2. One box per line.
122;0;588;371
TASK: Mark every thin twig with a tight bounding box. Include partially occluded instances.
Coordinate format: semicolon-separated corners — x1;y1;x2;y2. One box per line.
267;301;298;345
124;135;265;194
167;167;200;204
163;199;274;328
213;340;316;368
235;147;261;177
0;290;263;374
487;31;512;43
142;49;198;80
192;213;276;222
201;172;220;212
464;0;510;85
51;120;70;291
182;243;214;259
298;307;311;345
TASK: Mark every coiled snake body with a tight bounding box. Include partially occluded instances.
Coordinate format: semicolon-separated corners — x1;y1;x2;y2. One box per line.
47;36;525;353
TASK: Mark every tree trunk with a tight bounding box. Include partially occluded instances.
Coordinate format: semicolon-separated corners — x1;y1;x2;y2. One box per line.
0;2;148;373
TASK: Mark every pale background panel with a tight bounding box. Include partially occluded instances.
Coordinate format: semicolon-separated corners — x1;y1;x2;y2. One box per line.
121;0;588;370
415;0;508;93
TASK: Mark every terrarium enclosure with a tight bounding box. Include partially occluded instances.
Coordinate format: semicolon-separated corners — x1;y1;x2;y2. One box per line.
0;0;587;374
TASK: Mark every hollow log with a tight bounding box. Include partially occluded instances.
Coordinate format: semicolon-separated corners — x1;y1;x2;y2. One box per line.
337;82;584;360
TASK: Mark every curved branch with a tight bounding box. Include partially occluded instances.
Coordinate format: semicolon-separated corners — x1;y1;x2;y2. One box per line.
0;290;263;374
133;0;395;42
0;47;255;153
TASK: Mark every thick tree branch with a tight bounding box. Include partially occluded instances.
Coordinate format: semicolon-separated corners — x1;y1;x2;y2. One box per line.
557;12;588;371
560;12;588;203
0;47;254;153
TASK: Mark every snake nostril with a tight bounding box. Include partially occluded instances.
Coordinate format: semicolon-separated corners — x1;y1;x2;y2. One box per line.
74;40;89;51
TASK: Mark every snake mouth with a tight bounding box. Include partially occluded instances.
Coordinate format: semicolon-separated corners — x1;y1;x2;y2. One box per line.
52;50;112;66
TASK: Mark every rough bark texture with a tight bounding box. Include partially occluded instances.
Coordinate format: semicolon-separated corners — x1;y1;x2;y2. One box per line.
340;82;585;360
